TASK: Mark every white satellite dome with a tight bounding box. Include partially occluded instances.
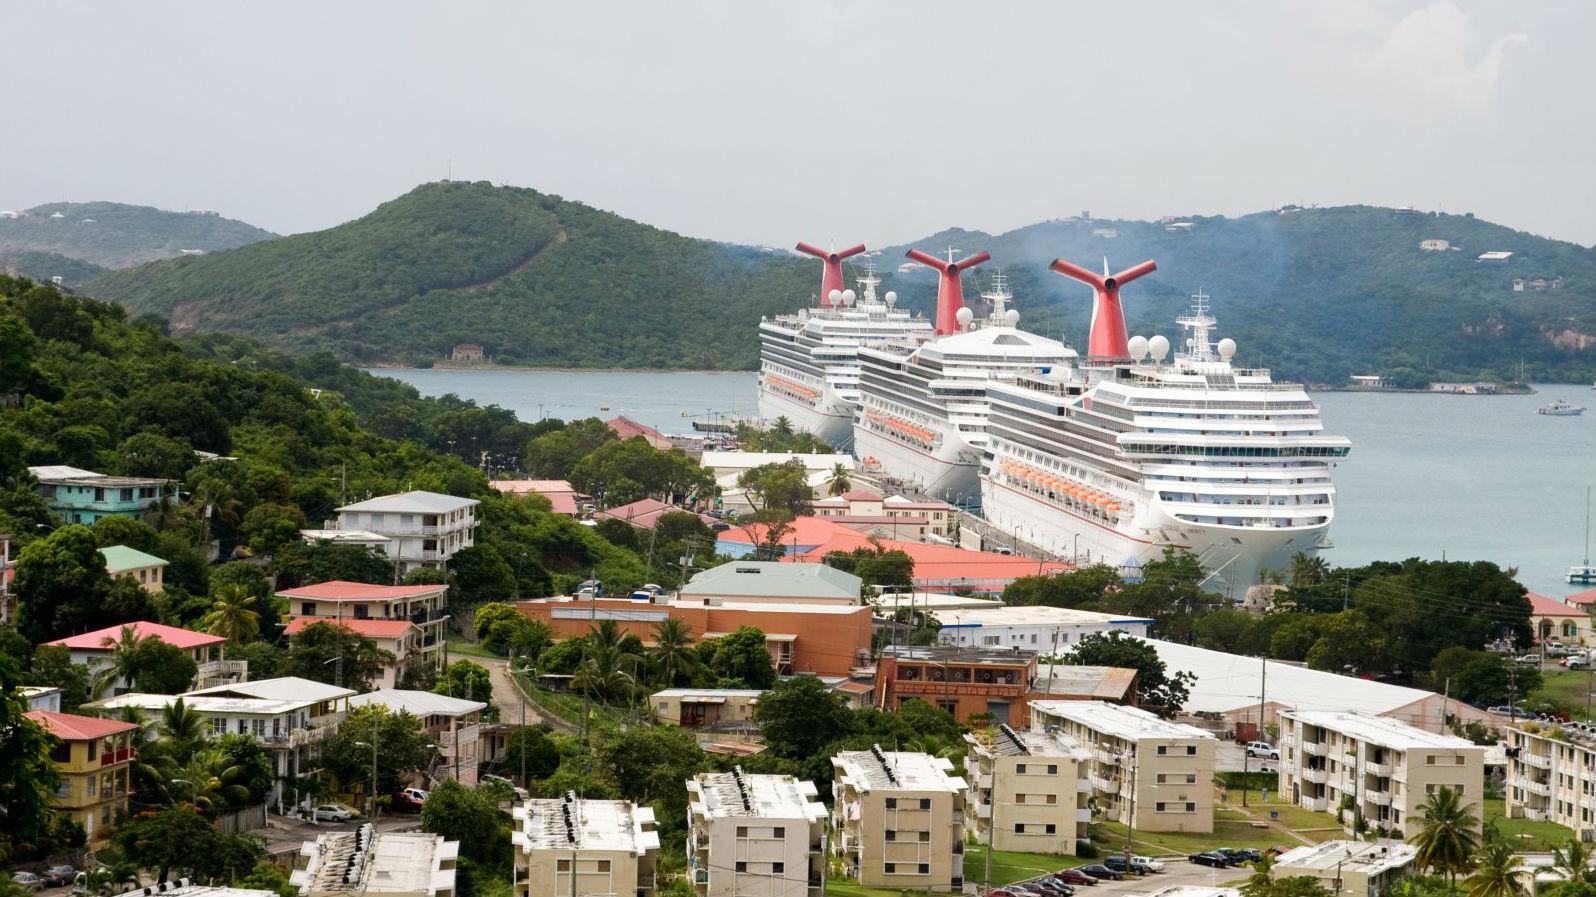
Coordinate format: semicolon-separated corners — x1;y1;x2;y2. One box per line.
1126;335;1150;360
884;290;898;306
841;289;857;306
955;307;975;328
1004;309;1020;327
827;289;843;305
1217;337;1237;360
1148;335;1170;361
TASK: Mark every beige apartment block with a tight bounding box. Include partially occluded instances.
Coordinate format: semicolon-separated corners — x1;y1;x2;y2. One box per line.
1030;700;1216;833
1505;722;1596;838
512;794;659;897
831;747;967;893
686;770;827;897
291;827;459;897
1271;840;1416;897
963;725;1091;854
1278;710;1484;839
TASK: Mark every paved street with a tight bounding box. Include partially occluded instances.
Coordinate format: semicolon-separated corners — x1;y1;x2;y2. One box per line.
996;860;1248;896
259;811;422;855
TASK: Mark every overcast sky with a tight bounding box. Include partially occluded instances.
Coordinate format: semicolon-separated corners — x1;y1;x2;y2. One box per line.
6;0;1593;246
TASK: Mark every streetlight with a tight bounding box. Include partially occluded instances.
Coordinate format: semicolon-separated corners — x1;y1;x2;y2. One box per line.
354;741;378;822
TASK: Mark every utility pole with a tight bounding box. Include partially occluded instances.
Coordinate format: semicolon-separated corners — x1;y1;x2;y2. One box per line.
983;759;998;893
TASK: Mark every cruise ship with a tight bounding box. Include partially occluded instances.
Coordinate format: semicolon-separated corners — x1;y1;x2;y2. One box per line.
853;255;1074;502
756;243;935;447
978;270;1351;594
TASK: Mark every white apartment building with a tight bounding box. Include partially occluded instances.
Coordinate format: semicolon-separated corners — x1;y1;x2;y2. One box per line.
334;491;479;573
512;794;660;897
1278;710;1484;839
686;770;827;897
349;690;487;786
292;826;459;897
1505;722;1596;839
278;580;449;675
963;724;1091;854
85;676;353;813
831;747;967;893
1031;700;1216;833
931;605;1153;652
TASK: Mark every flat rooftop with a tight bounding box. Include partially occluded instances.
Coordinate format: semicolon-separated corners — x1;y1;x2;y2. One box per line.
652;688;764;700
1031;700;1215;742
1034;665;1138;701
834;746;966;793
1282;710;1480;751
293;827;458;897
933;605;1154;627
881;644;1037;666
512;796;660;854
968;724;1088;759
1273;840;1416;876
689;771;826;820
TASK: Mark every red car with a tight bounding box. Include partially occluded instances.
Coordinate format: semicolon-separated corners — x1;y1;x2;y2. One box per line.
1053;869;1097;886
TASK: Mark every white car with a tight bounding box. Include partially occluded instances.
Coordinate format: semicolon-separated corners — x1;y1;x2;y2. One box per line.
1516;654;1544;666
313;804;354;822
1245;741;1280;760
1130;857;1165;873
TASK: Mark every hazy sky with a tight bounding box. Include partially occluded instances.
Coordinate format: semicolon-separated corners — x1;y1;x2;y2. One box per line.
7;0;1593;246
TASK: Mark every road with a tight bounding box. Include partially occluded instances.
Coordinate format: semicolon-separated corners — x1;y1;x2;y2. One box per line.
1001;860;1248;896
260;811;423;855
469;653;563;730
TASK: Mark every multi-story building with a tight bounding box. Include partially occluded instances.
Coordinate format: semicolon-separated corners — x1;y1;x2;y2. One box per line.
1278;710;1484;839
1030;700;1216;833
292;826;459;897
28;465;176;525
348;690;486;785
678;561;862;606
45;620;242;693
874;646;1043;728
831;747;967;892
26;710;138;848
284;617;425;690
811;492;961;541
518;596;873;677
1271;840;1416;897
333;491;479;573
1503;722;1596;837
686;770;827;897
930;605;1153;652
651;689;763;731
963;725;1091;854
279;580;449;675
85;676;353;813
99;545;168;593
511;794;660;897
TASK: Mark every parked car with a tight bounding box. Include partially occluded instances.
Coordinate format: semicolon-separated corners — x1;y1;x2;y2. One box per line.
1189;852;1233;868
1052;868;1097;886
1565;655;1589;670
11;873;43;893
1027;880;1074;897
1076;865;1124;881
1217;848;1262;864
1102;857;1140;875
1038;875;1079;894
1130;857;1165;874
390;790;425;813
1244;741;1280;759
42;866;77;887
313;804;355;822
1516;654;1543;666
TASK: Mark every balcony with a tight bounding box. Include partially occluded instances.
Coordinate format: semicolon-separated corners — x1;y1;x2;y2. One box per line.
1368;791;1393;807
1365;761;1392;777
1076;808;1092;823
1521;778;1552;797
99;746;134;766
1300;740;1326;757
1302;767;1327;784
1303;797;1328;812
1094;748;1121;766
1091;775;1121;795
1521;753;1552;770
1077;778;1093;793
441;724;481;748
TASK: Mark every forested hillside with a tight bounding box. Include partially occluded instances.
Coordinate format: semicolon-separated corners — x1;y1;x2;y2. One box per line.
86;183;1595;382
90;181;817;369
0;201;275;268
883;207;1596;384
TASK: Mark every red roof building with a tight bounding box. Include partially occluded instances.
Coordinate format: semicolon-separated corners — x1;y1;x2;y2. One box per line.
606;415;673;450
1564;587;1596;608
284;617;427;689
1528;592;1593;646
278;580;450;680
26;710;138;847
26;709;139;741
46;620;225;652
594;498;718;530
490;479;583;516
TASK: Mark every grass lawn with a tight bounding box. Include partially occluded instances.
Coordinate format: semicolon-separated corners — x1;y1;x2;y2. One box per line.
963;846;1077;887
444;638;498;660
1532;670;1596;718
824;881;934;897
1091;785;1343;855
1483;797;1573;851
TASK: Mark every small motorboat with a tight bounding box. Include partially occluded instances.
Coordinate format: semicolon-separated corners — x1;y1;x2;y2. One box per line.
1538;399;1586;416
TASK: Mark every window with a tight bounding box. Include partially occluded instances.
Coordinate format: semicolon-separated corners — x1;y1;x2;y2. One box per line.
1426;756;1436;765
918;832;929;843
885;798;897;809
885;864;896;874
772;826;785;837
302;602;316;616
1047;764;1058;775
1187;745;1197;755
735;863;747;873
1045;824;1057;834
1455;756;1465;766
87;739;98;760
920;865;930;875
736;826;747;837
1015;824;1027;834
1156;746;1167;755
772;863;784;874
885;830;896;842
1156;802;1166;811
919;799;931;810
1016;763;1027;774
1015;794;1025;804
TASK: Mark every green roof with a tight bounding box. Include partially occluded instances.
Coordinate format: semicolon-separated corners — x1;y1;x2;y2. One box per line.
98;544;168;574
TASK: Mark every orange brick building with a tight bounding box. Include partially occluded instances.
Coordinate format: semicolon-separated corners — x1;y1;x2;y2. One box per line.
516;597;872;676
873;646;1138;729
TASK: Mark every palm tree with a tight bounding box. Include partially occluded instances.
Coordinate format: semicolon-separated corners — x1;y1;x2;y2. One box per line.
1410;786;1480;882
81;862;139;896
1288;551;1330;587
771;416;794;438
154;698;211;765
1466;827;1527;897
171;746;250;813
827;463;852;497
572;648;636;702
1553;837;1596;892
648;618;698;687
91;625;151;699
201;584;261;643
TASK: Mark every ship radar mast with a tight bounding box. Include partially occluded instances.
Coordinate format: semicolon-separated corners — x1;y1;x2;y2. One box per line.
1176;289;1217;361
856;256;882;305
980;269;1013;323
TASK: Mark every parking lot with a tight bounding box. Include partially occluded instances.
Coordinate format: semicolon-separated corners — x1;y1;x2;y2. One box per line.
994;859;1247;897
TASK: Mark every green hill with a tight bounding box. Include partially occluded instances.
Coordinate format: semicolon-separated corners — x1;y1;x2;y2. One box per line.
0;201;275;269
89;181;815;369
0;250;106;288
88;183;1595;382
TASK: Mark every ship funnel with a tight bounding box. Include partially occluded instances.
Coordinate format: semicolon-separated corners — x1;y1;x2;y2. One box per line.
796;242;867;308
904;249;992;335
1049;257;1157;358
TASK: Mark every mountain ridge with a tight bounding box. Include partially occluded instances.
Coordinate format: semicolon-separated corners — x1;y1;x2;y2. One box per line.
83;183;1596;383
0;200;276;269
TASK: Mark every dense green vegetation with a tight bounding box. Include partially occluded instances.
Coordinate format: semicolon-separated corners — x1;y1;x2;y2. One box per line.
90;181;817;368
83;184;1594;380
0;201;274;268
0;249;107;288
884;207;1595;384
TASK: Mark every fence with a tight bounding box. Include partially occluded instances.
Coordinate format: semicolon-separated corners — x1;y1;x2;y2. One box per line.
213;803;267;834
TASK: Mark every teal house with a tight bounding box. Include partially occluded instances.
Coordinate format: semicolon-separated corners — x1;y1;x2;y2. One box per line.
29;466;176;525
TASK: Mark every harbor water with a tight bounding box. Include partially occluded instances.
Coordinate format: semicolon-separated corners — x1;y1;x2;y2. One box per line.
371;368;1596;598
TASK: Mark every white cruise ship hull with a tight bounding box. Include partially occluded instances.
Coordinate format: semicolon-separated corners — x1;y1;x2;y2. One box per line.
854;420;982;501
980;477;1330;597
757;373;856;448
